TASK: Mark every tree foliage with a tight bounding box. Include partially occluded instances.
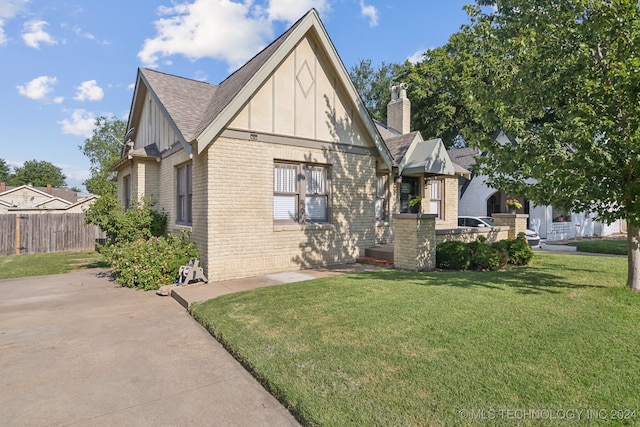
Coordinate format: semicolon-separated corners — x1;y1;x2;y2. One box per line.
349;59;400;123
8;159;66;187
397;37;481;147
80;116;126;196
456;0;640;289
0;158;10;182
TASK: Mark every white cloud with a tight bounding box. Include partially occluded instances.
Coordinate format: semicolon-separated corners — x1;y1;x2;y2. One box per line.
73;80;104;102
127;83;135;90
73;26;110;45
16;75;58;100
359;0;378;27
22;19;57;48
138;0;331;70
59;109;96;137
0;0;28;19
0;0;29;45
266;0;330;23
407;48;427;64
0;20;6;45
139;0;272;69
53;96;64;104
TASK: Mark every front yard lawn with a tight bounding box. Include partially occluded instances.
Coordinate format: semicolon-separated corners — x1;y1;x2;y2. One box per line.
0;251;107;280
191;253;640;426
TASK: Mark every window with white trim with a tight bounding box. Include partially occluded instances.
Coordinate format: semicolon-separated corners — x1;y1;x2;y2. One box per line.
375;174;389;221
429;179;443;220
176;163;192;225
274;162;330;223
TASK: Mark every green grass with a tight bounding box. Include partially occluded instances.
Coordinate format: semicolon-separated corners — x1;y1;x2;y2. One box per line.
191;253;640;426
569;239;628;255
0;251;107;280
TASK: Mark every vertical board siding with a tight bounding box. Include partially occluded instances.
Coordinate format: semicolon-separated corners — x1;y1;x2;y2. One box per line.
0;215;17;256
0;213;105;256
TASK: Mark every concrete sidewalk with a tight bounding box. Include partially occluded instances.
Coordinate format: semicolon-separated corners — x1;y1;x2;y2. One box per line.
171;263;383;308
0;270;299;427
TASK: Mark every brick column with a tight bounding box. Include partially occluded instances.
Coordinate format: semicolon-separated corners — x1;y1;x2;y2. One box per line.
492;213;529;239
393;213;437;271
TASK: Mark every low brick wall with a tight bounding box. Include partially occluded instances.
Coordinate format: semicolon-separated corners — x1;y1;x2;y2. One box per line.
436;226;510;245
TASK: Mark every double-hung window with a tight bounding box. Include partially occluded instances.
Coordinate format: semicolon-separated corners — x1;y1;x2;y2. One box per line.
429;179;443;220
176;163;192;225
274;162;330;223
375;174;389;221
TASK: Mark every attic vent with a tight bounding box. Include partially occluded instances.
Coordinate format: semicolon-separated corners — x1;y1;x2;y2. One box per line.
296;60;315;98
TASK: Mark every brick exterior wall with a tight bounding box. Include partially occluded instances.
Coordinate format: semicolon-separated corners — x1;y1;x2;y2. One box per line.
493;214;529;239
393;213;437;271
197;136;379;281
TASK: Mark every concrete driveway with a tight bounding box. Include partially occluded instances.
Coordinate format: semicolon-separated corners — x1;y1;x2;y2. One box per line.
0;270;298;427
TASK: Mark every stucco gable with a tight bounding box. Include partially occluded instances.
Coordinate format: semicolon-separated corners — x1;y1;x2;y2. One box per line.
195;9;393;169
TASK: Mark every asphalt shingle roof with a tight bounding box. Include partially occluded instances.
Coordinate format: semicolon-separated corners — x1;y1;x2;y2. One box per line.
139;69;217;142
447;147;480;171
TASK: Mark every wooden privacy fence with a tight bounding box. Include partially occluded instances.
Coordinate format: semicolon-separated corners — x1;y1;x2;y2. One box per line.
0;213;105;256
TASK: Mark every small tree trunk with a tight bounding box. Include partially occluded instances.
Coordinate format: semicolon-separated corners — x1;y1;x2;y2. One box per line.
628;223;640;291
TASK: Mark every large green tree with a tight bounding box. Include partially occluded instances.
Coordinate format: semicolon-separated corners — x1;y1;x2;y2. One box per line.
0;158;10;182
349;59;401;123
458;1;640;290
80;116;127;196
9;160;66;187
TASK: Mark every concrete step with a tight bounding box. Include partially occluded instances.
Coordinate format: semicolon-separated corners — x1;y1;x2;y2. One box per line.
364;245;394;262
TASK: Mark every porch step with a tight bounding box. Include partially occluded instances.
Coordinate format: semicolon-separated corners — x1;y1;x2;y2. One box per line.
357;256;394;268
364;244;394;262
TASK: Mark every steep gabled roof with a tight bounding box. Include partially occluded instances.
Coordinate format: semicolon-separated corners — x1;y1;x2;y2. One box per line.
194;9;393;169
137;69;218;143
384;131;421;164
128;9;393;169
192;15;301;140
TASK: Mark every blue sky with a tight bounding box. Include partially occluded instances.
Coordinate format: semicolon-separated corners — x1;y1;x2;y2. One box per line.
0;0;472;190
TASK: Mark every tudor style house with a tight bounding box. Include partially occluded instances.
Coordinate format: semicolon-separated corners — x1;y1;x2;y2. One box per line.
114;9;466;281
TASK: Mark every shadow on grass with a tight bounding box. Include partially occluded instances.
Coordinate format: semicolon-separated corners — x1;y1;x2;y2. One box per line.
83;260;110;269
347;266;604;295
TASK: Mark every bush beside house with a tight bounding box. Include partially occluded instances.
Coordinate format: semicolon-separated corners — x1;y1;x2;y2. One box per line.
85;195;198;290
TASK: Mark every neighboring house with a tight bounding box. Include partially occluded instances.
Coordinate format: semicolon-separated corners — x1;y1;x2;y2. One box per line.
114;9;467;282
0;182;97;214
448;130;625;241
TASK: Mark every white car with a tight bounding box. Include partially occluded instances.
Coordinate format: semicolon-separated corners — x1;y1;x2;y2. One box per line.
458;216;540;247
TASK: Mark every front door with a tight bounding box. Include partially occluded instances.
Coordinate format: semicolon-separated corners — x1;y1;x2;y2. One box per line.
399;177;420;213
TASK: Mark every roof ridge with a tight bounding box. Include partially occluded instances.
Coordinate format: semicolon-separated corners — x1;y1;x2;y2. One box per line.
140;67;217;88
194;9;315;137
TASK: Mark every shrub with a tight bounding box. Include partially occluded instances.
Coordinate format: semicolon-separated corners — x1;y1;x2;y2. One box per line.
470;239;503;271
436;241;471;270
509;233;534;265
85;195;167;244
103;231;199;290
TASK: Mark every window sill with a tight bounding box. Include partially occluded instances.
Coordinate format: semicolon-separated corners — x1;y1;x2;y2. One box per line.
175;223;193;231
274;223;334;232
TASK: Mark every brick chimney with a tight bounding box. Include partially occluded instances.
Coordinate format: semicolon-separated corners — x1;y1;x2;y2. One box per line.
0;182;5;193
46;184;52;194
387;83;411;134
